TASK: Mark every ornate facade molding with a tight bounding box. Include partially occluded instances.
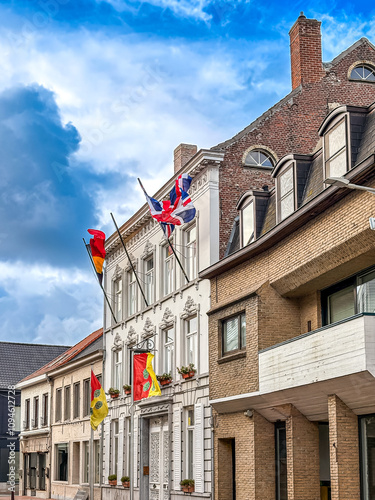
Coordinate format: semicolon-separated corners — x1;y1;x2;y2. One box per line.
126;326;137;346
141;317;156;339
125;253;137;272
112;264;123;281
180;296;198;319
141;240;154;260
113;332;122;349
140;403;171;415
159;307;174;329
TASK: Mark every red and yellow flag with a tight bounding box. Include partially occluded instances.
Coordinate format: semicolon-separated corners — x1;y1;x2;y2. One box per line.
133;353;161;401
88;229;106;285
90;370;108;430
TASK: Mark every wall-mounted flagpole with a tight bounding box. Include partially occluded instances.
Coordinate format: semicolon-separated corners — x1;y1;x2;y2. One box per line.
83;238;117;324
89;365;94;500
137;178;190;284
130;347;135;500
110;212;149;308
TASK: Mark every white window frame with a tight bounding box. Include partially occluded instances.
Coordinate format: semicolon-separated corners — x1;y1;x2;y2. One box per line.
277;162;295;222
185;316;198;368
113;349;122;389
114;276;123;323
144;254;154;305
323;115;349;179
83;441;89;484
185;224;197;280
127;268;137;316
240;199;255;247
162;241;175;296
186;408;195;480
163;326;174;375
112;420;119;478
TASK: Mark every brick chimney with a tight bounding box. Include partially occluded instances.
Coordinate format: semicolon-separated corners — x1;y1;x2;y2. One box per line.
174;144;197;174
289;12;324;90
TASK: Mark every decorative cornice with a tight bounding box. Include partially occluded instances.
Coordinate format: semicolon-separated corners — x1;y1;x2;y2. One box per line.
159;307;174;329
112;264;122;281
140;403;171;415
125;253;136;271
180;296;198;319
141;317;156;339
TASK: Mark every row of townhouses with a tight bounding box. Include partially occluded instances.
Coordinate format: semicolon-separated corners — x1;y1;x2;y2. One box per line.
15;13;375;500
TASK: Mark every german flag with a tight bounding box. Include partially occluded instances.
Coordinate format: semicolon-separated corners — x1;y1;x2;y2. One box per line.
133;353;161;401
88;229;106;285
90;370;108;430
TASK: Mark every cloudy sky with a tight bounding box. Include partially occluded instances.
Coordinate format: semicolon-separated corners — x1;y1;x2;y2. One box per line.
0;0;374;346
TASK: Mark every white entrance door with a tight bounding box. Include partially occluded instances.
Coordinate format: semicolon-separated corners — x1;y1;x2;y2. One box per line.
149;416;169;500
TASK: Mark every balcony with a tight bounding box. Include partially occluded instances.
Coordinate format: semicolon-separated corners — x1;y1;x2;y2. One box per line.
210;314;375;421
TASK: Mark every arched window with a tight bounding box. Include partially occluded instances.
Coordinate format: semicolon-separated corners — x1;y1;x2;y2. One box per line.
244;149;274;169
349;64;375;82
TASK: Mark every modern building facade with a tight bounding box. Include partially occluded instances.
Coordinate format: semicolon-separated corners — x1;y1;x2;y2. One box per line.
199;15;375;500
0;342;69;495
17;329;103;500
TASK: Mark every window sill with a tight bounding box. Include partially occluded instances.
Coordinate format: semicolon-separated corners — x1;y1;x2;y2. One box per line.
218;350;246;364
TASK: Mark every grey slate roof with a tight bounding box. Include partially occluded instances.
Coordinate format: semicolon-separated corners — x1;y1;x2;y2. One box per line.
73;336;103;362
0;342;70;388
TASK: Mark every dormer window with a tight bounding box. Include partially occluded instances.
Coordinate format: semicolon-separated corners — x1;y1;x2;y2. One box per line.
349;64;375;82
241;200;255;246
243;147;276;169
278;164;295;221
324;117;347;178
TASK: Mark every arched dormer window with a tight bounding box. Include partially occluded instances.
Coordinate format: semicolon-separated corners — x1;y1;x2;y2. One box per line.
243;146;276;169
236;189;270;248
348;63;375;82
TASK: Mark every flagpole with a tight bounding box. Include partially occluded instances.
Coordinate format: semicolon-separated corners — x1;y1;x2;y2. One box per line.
89;365;94;500
83;238;117;324
110;212;149;308
130;348;134;500
137;178;190;284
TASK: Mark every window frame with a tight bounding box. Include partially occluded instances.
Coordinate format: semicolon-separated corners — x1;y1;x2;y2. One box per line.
277;162;296;222
185;223;197;281
323;114;349;179
162;326;174;375
240;199;255;247
33;396;39;428
64;385;71;422
127;267;137;317
55;388;62;423
221;312;247;356
162;240;175;296
113;273;123;324
55;443;69;482
349;63;375;82
185;407;195;481
185;316;198;368
83;378;90;417
144;254;155;305
113;348;122;389
243;148;275;169
41;393;48;427
73;382;80;419
25;398;30;430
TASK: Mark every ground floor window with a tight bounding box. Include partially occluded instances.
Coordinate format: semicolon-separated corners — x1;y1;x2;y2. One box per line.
360;415;375;500
56;443;68;481
275;423;287;500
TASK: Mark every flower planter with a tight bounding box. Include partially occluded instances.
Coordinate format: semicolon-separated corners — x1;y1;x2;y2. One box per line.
109;480;117;486
182;486;194;493
124;390;131;395
122;482;130;488
159;379;172;386
182;371;195;379
110;393;120;399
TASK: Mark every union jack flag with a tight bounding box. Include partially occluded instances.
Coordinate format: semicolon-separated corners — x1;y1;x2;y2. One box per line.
138;175;196;237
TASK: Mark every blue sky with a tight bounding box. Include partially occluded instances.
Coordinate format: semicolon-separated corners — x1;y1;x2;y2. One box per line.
0;0;374;345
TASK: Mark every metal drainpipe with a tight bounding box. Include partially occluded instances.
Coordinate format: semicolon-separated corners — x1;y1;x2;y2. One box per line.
210;406;214;500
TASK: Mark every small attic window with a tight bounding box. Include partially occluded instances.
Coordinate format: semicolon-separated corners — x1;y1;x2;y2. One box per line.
244;149;274;169
349;64;375;82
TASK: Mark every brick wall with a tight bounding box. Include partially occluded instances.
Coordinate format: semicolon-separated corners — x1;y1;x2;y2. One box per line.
328;395;360;500
214;411;275;500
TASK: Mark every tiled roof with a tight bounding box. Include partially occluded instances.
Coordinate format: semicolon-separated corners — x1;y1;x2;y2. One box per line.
20;328;103;383
0;342;70;388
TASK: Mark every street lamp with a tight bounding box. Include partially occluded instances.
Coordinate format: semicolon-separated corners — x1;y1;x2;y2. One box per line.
324;176;375;229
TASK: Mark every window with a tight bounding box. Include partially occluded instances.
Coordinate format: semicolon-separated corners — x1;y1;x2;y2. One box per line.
33;397;39;428
163;243;174;295
185;225;197;280
360;415;375;499
55;388;62;422
126;417;131;476
350;64;375;82
322;267;375;325
112;420;119;478
73;382;80;419
94;440;100;484
128;269;137;316
186;408;194;480
25;399;30;429
56;443;68;481
42;393;48;426
278;166;294;221
324;117;347;178
163;327;174;374
222;313;246;355
84;441;89;483
64;385;71;421
275;423;287;500
115;277;123;321
145;256;154;304
186;316;198;367
83;379;90;417
241;200;254;246
113;349;122;389
244;149;274;169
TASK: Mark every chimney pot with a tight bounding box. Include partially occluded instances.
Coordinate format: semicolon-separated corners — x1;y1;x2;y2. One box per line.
173;144;197;174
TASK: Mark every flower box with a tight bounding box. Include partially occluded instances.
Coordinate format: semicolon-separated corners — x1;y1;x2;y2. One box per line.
182;371;195;379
